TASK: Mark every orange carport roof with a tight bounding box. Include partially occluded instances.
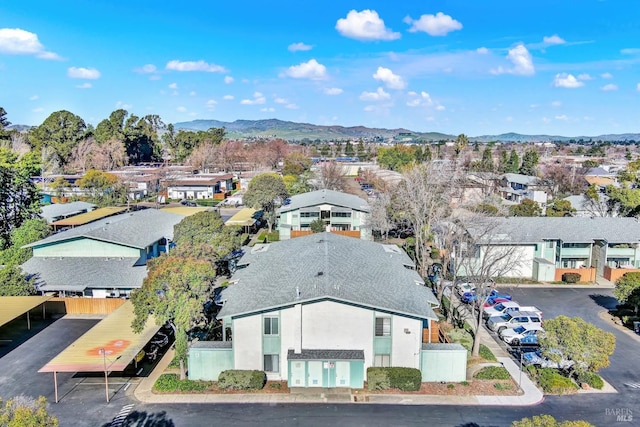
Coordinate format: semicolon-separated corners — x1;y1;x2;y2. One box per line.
0;296;53;328
51;206;128;227
39;301;161;373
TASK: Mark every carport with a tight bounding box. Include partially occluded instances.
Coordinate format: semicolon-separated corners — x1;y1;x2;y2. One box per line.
225;207;261;233
38;301;162;403
0;296;53;330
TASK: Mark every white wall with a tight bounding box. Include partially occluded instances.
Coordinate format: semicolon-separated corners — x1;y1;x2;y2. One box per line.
233;315;263;370
390;315;422;369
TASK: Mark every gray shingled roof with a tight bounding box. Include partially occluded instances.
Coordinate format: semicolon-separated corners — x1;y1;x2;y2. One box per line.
287;349;364;360
25;209;183;249
279;189;370;214
503;173;538;186
473;217;640;244
218;232;438;320
40;202;97;223
21;257;148;291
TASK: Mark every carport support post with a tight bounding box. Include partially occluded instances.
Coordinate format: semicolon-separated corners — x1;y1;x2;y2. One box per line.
54;371;58;403
101;348;110;403
27;311;31;330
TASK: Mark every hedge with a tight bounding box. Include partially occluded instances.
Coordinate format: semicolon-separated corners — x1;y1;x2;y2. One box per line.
153;374;212;393
473;366;510;380
217;370;266;390
536;368;578;394
576;371;604;390
367;367;421;391
561;272;581;283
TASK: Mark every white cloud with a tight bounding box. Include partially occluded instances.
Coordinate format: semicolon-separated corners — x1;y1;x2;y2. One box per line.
189;91;196;96
274;97;288;104
260;107;275;112
240;92;266;105
555;115;568;121
0;28;60;59
224;76;234;84
621;48;640;55
359;87;390;101
372;67;406;90
285;103;299;109
335;10;400;41
168;82;178;89
134;64;157;74
577;73;593;80
166;59;226;73
476;47;489;54
29;95;38;101
404;12;462;36
206;99;217;107
288;42;312;52
553;73;584;88
543;34;566;45
67;67;101;79
406;91;432;107
601;72;613;79
75;82;92;89
284;59;327;80
551;101;562;107
601;83;618;91
491;44;534;76
436;105;446;111
115;101;132;110
149;75;161;81
637;83;640;92
323;87;343;95
32;107;44;113
176;106;187;112
223;95;234;100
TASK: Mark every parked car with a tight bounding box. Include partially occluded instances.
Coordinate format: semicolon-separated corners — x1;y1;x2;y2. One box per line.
483;301;542;320
521;349;576;371
499;324;544;346
455;282;477;297
482;297;511;309
463;289;512;305
487;311;543;333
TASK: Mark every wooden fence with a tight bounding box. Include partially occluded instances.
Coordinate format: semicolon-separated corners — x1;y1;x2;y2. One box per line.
48;297;126;315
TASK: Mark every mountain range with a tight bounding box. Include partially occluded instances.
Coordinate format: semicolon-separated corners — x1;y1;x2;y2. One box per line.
173;119;640;143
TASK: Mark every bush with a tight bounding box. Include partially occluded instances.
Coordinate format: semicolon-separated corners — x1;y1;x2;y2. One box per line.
479;344;497;361
537;369;578;394
153;373;212;393
366;367;421;391
562;272;581;283
576;371;604;389
474;366;511;380
217;370;266;390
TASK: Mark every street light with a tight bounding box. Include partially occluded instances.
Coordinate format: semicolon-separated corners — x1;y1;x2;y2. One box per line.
99;348;121;403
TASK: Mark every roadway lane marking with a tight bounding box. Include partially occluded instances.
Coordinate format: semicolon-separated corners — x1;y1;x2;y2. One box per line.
110;404;134;427
624;382;640;389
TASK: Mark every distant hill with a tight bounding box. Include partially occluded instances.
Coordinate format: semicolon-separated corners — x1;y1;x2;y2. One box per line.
173;119;640;143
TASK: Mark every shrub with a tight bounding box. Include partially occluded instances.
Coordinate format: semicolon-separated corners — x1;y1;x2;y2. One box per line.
537;369;578;394
494;382;512;391
562;272;581;283
576;371;604;390
479;344;497;361
474;366;511;380
217;370;266;390
153;373;212;393
366;367;421;391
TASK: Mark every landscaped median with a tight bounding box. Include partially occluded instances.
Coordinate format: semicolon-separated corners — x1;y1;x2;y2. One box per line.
153;370;290;394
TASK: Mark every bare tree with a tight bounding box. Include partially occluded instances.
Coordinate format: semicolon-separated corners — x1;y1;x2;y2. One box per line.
10;131;30;156
316;161;347;191
392;162;462;277
365;191;393;240
188;141;218;172
454;215;527;357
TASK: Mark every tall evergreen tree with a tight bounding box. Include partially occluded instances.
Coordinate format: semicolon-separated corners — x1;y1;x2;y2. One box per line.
506;149;520;173
519;148;540;176
479;147;494;172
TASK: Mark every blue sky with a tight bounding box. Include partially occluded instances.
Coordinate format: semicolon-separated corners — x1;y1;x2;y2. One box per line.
1;0;639;136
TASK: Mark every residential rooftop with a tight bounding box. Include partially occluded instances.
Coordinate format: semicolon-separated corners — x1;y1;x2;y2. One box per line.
279;189;370;214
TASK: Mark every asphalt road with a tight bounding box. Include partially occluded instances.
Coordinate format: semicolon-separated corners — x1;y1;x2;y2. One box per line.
1;288;638;427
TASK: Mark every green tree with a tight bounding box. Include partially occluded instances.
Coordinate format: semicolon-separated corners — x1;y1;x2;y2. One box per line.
344;141;355;157
0;265;36;296
546;199;576;217
171;211;243;265
511;414;594;427
282;174;311;196
243;173;289;233
519;149;539;176
509;198;541;217
0;218;51;267
582;159;599;169
282;152;312;176
0;395;58;427
539;315;616;373
356;139;367;160
377;146;415;171
48;177;70;198
453;134;468;158
29;110;87;170
131;256;216;378
498;149;509;173
614;272;640;314
0;149;41;249
0;107;11;143
309;218;326;233
479;147;494;172
506;149;520;173
94;109;127;144
76;169;126;205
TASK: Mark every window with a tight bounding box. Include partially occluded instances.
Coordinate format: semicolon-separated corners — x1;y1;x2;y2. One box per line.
300;212;320;218
331;212;351;218
546;241;553;248
264;354;279;372
375;317;391;336
263;317;279;335
374;354;390;367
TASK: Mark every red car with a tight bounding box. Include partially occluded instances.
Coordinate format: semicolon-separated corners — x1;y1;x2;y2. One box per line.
482;297;511;309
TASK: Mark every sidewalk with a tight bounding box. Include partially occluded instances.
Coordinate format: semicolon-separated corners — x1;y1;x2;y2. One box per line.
133;339;543;407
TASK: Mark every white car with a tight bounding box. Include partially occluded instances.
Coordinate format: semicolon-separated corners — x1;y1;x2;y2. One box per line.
455;281;476;297
486;311;542;333
499;324;544;346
